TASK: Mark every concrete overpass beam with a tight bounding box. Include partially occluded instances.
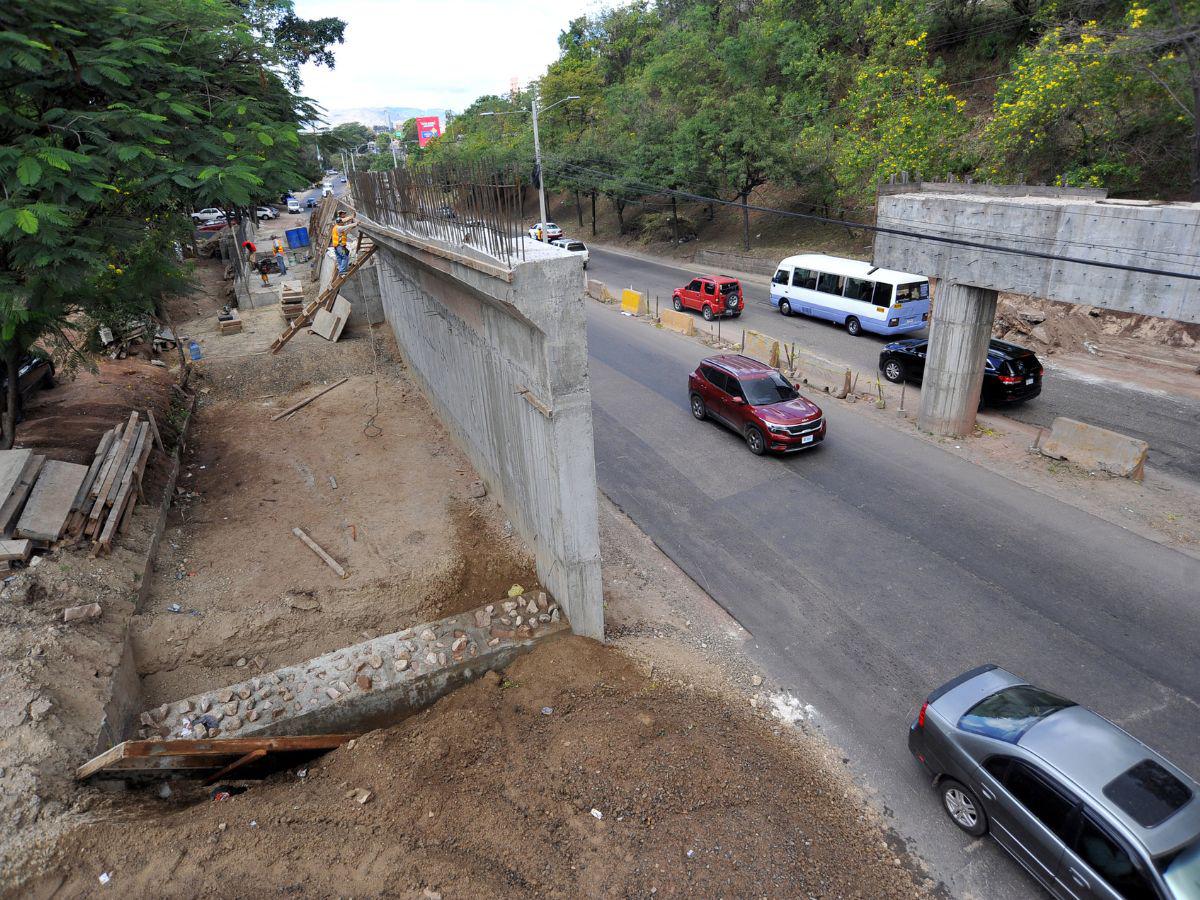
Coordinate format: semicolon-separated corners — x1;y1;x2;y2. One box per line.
917;282;998;437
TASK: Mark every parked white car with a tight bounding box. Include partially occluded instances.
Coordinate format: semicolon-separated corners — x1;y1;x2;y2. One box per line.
191;207;224;224
256;206;278;220
550;237;589;268
528;222;563;242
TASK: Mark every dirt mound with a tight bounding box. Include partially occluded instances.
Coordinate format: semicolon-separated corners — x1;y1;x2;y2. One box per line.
30;636;926;898
994;293;1200;356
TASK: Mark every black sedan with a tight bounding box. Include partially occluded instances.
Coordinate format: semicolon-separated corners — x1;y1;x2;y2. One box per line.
879;338;1043;404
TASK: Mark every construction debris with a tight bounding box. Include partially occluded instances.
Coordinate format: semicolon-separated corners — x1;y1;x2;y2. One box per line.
0;450;44;534
280;282;305;322
63;603;103;623
292;526;347;578
218;307;243;336
271;378;349;422
16;459;89;543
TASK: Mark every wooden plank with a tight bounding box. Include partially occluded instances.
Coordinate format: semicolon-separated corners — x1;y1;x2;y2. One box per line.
15;460;89;542
292;526;347;578
87;412;139;528
71;429;116;514
203;748;267;785
76;734;358;780
329;296;352;342
271;378;348;422
0;454;44;534
96;424;148;551
0;539;31;562
0;449;33;506
145;410;164;452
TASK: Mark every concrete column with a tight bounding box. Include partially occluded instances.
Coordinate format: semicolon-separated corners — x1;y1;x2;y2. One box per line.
917;282;998;437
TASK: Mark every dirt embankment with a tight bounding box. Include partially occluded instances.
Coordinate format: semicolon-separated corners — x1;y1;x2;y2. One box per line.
33;636;927;899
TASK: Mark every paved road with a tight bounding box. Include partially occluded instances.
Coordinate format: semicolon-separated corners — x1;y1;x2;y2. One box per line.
586;300;1200;898
587;245;1200;481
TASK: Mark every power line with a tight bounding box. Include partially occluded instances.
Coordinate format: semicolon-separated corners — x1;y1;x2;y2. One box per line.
543;158;1200;282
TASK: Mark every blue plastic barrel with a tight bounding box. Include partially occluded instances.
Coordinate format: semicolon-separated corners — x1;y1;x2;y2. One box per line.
285;226;310;249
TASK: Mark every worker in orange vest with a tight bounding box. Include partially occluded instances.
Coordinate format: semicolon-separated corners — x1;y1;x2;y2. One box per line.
331;212;356;275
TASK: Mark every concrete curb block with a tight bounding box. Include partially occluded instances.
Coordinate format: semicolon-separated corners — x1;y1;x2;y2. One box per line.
743;330;781;368
1040;416;1148;480
659;309;696;336
586;278;611;301
143;599;569;740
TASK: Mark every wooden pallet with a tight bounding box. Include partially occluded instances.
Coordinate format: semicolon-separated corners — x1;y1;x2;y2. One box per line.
268;241;376;354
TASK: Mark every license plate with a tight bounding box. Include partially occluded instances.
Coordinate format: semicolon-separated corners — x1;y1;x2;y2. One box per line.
1026;377;1034;385
802;435;814;444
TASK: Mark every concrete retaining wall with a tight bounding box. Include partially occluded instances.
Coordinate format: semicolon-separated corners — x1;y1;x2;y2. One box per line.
143;598;568;740
1040;417;1149;480
696;248;778;277
363;222;604;639
659;309;696;335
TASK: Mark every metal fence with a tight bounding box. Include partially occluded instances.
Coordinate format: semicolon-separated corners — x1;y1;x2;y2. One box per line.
349;162;527;267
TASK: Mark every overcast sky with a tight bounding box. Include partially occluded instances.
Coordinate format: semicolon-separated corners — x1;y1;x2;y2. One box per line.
293;0;607;116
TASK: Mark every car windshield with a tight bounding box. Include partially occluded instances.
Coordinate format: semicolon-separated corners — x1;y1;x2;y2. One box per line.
1161;840;1200;899
958;686;1075;743
742;373;799;406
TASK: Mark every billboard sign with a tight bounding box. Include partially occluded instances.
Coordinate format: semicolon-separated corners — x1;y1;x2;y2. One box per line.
415;116;442;148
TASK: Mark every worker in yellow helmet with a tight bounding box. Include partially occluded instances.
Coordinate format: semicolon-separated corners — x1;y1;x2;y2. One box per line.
331;212;357;275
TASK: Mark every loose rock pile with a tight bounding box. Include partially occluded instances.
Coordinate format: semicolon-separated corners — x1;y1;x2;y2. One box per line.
139;589;564;741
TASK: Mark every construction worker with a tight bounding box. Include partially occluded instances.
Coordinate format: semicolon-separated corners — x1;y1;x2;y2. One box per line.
271;236;288;276
331;212;356;275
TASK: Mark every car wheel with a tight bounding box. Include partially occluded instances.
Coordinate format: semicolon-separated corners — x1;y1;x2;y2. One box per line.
744;425;766;456
702;306;714;322
939;779;988;838
673;295;683;312
690;394;706;421
846;316;862;337
882;359;905;383
779;300;791;316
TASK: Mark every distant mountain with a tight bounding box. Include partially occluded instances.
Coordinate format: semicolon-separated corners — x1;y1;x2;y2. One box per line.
321;107;447;128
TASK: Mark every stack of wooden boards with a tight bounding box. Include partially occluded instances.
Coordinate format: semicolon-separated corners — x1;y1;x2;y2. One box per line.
280;281;305;322
61;410;162;556
218;309;242;336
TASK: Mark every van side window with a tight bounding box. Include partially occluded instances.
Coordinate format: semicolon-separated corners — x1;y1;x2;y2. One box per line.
816;272;843;295
1073;811;1156;900
792;268;815;289
873;282;894;306
845;278;875;303
772;269;789;285
1004;761;1078;842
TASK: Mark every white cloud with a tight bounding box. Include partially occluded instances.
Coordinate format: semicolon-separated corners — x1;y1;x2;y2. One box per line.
293;0;609;116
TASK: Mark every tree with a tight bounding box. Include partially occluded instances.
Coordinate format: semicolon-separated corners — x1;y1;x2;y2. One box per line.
0;0;344;446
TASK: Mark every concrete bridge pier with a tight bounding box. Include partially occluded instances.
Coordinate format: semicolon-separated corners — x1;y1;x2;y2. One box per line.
917;282;998;437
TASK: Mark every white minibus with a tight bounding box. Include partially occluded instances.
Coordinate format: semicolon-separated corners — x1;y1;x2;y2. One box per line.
769;254;931;337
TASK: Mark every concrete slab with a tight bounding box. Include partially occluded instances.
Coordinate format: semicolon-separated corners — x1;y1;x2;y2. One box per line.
1040;417;1149;480
659;309;696;335
140;596;568;741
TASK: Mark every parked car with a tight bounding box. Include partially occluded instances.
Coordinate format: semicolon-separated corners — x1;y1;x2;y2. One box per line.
528;222;564;242
256;206;278;221
673;275;743;321
339;176;348;183
909;664;1200;899
550;237;589;268
287;198;302;214
879;338;1043;405
1;354;55;421
688;355;825;455
305;197;318;209
190;207;224;224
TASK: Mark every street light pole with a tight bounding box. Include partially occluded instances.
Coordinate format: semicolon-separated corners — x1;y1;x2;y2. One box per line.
531;95;548;234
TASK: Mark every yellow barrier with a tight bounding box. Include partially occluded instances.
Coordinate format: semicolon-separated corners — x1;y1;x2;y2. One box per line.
659;309;696;336
742;330;780;368
620;288;647;316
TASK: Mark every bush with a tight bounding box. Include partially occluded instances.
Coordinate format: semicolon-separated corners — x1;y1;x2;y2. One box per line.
634;211;697;244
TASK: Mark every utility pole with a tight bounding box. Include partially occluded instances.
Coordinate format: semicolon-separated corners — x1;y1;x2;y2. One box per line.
532;94;547;233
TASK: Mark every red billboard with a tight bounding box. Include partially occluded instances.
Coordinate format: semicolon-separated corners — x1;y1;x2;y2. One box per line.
415;115;441;148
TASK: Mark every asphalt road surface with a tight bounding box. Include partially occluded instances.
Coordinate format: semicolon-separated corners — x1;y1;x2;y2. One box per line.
586;300;1200;898
586;245;1200;482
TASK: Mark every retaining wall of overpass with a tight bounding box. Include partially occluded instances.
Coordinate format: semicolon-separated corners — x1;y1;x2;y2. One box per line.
360;222;605;640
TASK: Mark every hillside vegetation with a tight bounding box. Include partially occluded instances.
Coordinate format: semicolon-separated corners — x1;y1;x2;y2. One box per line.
422;0;1198;248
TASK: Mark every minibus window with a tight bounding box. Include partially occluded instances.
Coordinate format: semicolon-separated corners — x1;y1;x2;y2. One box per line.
873;282;895;306
845;278;874;302
772;269;789;285
816;272;843;295
792;268;815;289
896;282;926;302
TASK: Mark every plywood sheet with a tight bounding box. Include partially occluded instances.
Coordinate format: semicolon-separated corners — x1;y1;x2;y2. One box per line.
17;460;89;542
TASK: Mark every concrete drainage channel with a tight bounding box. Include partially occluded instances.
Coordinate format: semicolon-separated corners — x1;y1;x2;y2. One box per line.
135;594;567;743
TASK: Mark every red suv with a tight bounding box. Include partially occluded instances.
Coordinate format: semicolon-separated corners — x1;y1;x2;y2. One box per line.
672;275;743;321
688;355;826;455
